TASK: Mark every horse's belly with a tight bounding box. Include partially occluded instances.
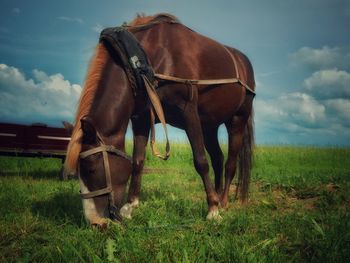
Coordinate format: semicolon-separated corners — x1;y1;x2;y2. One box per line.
198;83;245;125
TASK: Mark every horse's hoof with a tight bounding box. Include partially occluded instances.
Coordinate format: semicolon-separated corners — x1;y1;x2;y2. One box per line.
130;198;139;208
120;204;133;219
206;209;223;222
120;199;140;219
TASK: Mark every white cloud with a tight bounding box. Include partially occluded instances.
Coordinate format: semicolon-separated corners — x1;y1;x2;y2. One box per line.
280;92;326;124
255;92;325;129
324;99;350;126
57;16;83;24
0;64;81;126
303;68;350;99
290;46;350;70
92;23;104;33
255;82;350;145
255;43;350;144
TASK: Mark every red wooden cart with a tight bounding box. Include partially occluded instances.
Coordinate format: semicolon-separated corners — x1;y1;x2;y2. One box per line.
0;122;71;179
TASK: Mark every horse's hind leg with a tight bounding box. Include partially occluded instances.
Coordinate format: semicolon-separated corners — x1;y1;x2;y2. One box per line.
182;103;221;220
222;93;254;207
221;116;245;208
203;126;224;196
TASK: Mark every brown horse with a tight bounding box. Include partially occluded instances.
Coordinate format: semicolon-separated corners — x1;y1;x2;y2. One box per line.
64;13;255;226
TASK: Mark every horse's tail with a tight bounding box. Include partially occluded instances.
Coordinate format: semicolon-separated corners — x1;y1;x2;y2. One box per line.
237;108;254;202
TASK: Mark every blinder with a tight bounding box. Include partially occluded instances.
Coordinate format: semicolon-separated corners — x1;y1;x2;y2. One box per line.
78;131;132;221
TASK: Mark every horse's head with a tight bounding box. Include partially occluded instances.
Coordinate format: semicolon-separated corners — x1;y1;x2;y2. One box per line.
78;116;133;227
65;43;136;227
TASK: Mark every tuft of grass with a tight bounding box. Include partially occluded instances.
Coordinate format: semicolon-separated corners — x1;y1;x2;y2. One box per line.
0;146;350;262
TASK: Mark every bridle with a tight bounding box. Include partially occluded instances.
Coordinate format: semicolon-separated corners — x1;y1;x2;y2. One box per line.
78;131;132;221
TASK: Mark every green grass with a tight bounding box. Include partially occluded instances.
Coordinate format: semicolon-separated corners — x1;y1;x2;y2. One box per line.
1;145;350;262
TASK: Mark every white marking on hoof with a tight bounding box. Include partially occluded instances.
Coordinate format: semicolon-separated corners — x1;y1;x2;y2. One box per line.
120;204;133;219
206;209;223;222
120;199;139;219
130;198;139;208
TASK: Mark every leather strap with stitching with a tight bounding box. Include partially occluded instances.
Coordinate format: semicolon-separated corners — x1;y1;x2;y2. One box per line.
142;75;170;160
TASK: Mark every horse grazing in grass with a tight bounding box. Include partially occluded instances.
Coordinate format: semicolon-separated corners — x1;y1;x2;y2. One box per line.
64;13;255;226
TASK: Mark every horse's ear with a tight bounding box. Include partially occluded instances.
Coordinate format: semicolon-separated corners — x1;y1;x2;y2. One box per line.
80;116;97;144
62;121;74;136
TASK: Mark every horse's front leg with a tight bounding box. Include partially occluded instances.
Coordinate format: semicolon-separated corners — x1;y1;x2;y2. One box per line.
120;112;150;219
182;101;221;221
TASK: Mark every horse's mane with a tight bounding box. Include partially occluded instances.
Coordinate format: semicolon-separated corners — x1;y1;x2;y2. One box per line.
128;13;180;26
64;43;109;174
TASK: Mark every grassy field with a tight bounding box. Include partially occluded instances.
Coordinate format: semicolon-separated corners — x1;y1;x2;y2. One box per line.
0;144;349;262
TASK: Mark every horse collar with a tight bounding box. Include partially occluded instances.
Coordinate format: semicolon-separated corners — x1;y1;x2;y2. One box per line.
99;26;156;96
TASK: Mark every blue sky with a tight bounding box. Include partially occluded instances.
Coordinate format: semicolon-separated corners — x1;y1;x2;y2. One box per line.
1;0;350;146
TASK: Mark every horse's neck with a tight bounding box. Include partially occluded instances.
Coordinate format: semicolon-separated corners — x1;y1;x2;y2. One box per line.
90;58;134;146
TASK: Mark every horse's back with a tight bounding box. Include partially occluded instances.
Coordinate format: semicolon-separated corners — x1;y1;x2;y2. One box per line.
138;24;234;77
136;22;255;125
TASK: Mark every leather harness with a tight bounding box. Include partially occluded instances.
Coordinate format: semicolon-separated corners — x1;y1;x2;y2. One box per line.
78;20;255;218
